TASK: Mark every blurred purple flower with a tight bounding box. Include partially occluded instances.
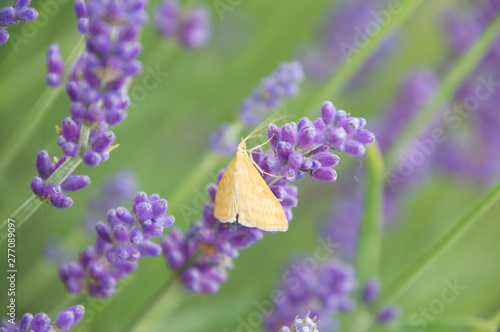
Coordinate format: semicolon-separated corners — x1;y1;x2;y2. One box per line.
0;0;38;45
154;0;211;48
240;61;304;126
59;192;174;298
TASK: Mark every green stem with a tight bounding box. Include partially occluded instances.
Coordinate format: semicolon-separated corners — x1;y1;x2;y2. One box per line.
488;307;500;326
299;0;425;117
381;181;500;304
385;13;500;171
356;143;384;285
401;316;496;332
0;37;85;179
127;277;183;332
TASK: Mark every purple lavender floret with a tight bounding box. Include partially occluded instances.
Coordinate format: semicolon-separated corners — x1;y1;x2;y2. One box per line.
263;260;356;332
59;192;174;298
154;0;211;48
241;61;304;126
279;314;320;332
0;305;84;332
46;44;64;88
0;0;38;45
30;150;90;209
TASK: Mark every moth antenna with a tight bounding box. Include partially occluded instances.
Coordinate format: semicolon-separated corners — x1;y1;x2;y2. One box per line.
242;110;287;143
248;134;275;151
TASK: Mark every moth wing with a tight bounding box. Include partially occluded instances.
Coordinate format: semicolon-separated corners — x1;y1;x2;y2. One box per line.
236;155;288;232
214;157;238;223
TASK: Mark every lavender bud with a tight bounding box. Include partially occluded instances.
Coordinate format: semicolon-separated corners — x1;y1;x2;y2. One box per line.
113;224;129;243
312;168;337;182
91;131;116;153
31;176;45;196
116;207;135;223
36;150;53;179
19;313;33;331
83;150;102;167
95;221;113;243
61;175;90;191
31;313;51;332
138;241;162;256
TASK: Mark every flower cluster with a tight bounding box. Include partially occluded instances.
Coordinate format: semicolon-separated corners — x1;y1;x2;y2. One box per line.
264;260;356;331
0;306;84;332
60;0;147;166
0;0;37;45
59;192;175;297
240;61;304;126
46;44;64;88
279;314;320;332
154;0;211;48
163;103;374;294
266;101;374;183
31;151;90;209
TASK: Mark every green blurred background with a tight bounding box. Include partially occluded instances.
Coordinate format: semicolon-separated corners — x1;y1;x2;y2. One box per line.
1;0;499;331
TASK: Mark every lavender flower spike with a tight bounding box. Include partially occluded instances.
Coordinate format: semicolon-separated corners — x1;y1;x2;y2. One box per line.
59;192;174;298
241;61;304;126
280;314;320;332
0;0;38;45
0;305;84;332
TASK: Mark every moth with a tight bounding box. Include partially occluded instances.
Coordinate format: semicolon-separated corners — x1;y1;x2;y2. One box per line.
214;123;288;232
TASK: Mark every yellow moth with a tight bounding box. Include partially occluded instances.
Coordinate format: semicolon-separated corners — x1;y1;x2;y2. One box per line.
214;120;288;232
